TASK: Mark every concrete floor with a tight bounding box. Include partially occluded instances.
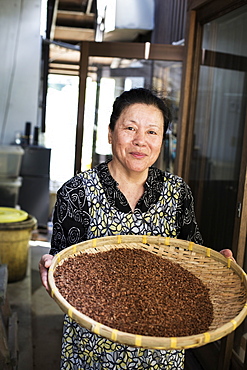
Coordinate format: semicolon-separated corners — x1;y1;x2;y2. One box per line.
7;242;64;370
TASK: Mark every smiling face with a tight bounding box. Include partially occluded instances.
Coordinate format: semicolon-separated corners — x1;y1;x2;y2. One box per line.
108;103;164;176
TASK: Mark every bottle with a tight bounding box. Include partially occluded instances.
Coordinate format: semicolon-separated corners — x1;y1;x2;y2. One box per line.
24;121;31;145
47;221;53;242
33;126;39;146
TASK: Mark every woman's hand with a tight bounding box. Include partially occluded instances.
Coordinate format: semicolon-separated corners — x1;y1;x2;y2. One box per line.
220;249;235;262
39;254;54;293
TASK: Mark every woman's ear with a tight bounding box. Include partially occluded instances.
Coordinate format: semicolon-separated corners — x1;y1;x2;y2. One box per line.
108;125;112;144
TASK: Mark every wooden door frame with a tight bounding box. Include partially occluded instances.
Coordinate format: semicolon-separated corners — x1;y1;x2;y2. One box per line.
175;8;202;181
176;0;247;180
178;0;247;264
75;41;184;174
178;0;247;267
178;1;247;369
232;111;247;267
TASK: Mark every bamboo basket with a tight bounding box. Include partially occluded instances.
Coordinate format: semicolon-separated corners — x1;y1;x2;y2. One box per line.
48;235;247;350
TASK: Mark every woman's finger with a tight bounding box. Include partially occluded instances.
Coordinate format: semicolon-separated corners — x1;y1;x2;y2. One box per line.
39;254;54;292
220;249;235;262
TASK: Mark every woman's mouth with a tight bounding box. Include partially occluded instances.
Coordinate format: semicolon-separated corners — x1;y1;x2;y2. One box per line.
131;152;146;159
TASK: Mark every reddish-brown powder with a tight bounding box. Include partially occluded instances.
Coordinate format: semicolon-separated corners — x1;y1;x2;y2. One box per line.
54;248;213;337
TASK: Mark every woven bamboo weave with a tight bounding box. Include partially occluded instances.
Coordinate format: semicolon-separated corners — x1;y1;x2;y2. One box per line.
48;235;247;350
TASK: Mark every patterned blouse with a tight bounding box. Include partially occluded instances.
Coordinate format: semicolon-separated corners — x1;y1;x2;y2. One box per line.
50;161;203;370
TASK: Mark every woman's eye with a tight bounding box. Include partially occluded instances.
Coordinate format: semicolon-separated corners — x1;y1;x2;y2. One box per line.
149;130;157;135
126;126;135;131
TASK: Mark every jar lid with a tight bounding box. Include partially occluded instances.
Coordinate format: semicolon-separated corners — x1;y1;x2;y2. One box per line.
0;207;28;223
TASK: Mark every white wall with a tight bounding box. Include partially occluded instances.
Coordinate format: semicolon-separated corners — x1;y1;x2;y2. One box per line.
0;0;42;145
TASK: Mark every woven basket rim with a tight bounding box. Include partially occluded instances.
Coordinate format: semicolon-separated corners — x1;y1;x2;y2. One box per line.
48;235;247;350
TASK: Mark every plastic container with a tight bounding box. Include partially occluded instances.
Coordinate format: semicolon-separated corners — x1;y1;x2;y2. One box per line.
0;207;28;222
0;211;37;282
0;177;22;207
0;145;24;178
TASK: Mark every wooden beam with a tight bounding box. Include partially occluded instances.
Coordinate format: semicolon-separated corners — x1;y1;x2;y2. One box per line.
235;168;247;268
182;18;202;182
50;0;59;40
175;10;198;178
88;42;146;59
202;49;247;72
49;62;79;69
188;0;246;11
187;0;213;10
232;73;247;268
54;26;95;41
74;42;89;174
188;0;247;23
149;44;184;61
87;42;184;62
49;68;79;75
86;0;93;14
57;9;94;21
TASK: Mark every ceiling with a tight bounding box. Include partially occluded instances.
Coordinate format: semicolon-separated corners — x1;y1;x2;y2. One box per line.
46;0;152;75
50;0;96;43
46;0;95;75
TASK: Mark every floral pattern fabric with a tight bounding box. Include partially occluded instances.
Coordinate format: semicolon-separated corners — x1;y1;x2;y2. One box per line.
50;161;203;370
61;315;185;370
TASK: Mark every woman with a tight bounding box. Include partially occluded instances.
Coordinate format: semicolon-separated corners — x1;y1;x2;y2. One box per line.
40;88;233;369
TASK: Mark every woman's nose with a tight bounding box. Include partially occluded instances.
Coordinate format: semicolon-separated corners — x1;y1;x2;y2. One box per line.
133;130;146;146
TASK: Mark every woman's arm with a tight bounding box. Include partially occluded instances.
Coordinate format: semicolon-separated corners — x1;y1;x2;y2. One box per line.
176;182;203;244
39;175;90;291
50;176;90;255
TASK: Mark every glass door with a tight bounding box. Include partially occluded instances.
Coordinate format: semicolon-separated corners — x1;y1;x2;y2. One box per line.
188;6;247;256
81;57;182;172
75;41;184;175
177;3;247;369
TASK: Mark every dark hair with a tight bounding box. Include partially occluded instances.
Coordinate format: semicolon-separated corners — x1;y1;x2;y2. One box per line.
109;88;172;138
